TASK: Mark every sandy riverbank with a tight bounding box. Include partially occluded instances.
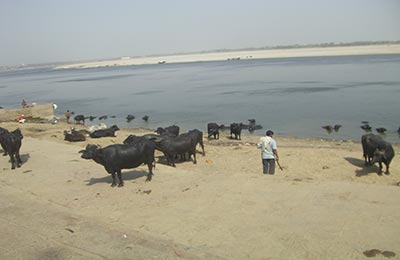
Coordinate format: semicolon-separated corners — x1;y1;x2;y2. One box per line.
0;121;399;260
55;44;400;70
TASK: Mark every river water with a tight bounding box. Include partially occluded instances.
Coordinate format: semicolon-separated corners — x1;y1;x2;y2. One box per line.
1;54;399;143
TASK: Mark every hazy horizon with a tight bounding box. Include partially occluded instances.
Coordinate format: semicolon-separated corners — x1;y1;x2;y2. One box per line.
1;0;399;66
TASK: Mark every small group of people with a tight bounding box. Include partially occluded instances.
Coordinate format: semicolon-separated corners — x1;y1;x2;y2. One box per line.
18;100;27;123
257;130;279;175
21;99;34;108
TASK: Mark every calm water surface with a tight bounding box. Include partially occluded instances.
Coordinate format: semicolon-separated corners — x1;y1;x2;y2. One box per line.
1;54;399;143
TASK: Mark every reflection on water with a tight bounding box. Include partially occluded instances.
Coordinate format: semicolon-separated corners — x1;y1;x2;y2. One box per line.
0;54;399;143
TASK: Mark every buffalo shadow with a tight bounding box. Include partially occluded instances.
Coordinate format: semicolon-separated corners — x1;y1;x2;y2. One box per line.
20;153;31;163
85;170;149;186
1;152;30;163
344;157;380;177
155;154;195;166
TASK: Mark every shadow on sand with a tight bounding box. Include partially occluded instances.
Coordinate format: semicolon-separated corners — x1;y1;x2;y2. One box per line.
156;155;197;166
344;157;380;177
1;152;30;164
85;170;149;186
20;153;31;164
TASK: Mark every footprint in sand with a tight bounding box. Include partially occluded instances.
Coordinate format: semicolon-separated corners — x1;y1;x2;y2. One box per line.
363;249;396;258
381;251;396;258
363;249;381;257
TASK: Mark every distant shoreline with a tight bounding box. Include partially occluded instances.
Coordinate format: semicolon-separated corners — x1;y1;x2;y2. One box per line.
55;44;400;70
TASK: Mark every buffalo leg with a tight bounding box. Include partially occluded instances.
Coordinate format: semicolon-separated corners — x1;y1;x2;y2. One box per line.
117;170;124;187
146;162;153;181
8;153;16;170
385;163;390;175
363;153;368;165
15;151;22;167
111;172;117;187
377;162;383;175
1;143;7;156
192;150;197;164
163;152;171;165
200;141;205;156
368;156;372;166
170;154;176;167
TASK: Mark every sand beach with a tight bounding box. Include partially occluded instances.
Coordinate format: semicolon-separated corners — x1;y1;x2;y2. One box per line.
0;120;399;260
55;44;400;70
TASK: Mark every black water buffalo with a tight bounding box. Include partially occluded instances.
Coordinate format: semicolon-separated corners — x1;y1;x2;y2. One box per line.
71;128;91;137
153;134;197;167
64;130;86;142
230;123;242;140
333;124;342;132
90;125;120;138
376;127;387;134
184;129;205;156
155;125;179;137
371;140;395;175
207;123;219;139
0;127;9;155
74;115;85;124
247;119;263;132
361;133;383;165
0;128;23;169
79;141;155;187
123;134;160;145
361;124;372;132
361;133;395;175
126;114;135;122
322;125;333;133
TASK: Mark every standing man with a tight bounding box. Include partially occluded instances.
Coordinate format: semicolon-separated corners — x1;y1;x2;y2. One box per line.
65;110;71;124
257;130;279;175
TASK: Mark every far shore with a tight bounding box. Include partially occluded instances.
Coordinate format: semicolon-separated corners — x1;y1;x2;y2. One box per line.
55;44;400;69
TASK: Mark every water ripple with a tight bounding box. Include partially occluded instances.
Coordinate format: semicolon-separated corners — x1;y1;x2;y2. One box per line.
55;74;132;82
131;90;164;95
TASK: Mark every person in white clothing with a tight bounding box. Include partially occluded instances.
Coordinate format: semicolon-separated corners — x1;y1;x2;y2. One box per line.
257;130;279;174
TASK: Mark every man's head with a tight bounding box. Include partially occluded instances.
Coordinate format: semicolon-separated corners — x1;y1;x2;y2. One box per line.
266;130;274;137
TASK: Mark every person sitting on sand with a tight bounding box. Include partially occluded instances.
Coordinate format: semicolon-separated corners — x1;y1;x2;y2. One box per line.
21;99;27;108
65;110;72;124
17;114;25;124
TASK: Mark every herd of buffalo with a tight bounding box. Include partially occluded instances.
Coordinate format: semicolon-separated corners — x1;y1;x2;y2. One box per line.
0;121;396;187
